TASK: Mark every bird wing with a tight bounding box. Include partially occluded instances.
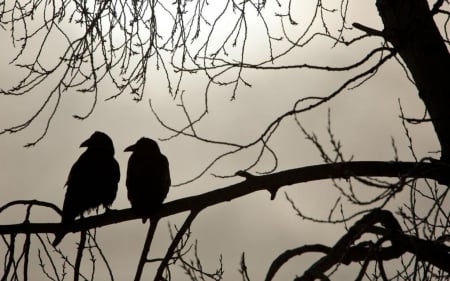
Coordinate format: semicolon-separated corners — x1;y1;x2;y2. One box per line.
126;152;171;216
162;155;171;190
63;151;120;221
63;152;93;222
97;156;120;207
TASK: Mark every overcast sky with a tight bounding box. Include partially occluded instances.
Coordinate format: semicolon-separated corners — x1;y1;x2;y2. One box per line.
0;1;442;280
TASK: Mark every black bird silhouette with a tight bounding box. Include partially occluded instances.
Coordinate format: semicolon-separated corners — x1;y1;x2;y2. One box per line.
124;137;170;222
53;131;120;246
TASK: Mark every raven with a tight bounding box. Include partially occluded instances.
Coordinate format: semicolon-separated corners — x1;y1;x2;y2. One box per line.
53;131;120;246
124;137;170;222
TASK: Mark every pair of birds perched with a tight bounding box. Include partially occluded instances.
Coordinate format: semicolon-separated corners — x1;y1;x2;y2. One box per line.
53;131;170;246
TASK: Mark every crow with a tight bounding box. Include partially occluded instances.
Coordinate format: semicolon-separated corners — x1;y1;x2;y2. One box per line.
124;137;170;222
53;131;120;246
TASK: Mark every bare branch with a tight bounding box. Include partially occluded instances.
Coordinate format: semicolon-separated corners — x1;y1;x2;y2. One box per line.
265;244;330;281
352;22;384;37
0;200;61;216
74;231;87;281
0;161;448;237
154;211;199;281
134;218;160;281
295;209;450;281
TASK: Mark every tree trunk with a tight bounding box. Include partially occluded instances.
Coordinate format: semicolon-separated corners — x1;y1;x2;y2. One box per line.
376;0;450;162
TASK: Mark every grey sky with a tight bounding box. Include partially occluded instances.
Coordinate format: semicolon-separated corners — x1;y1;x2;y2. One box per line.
0;0;441;280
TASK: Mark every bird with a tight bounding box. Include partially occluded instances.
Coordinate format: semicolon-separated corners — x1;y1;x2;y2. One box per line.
53;131;120;246
124;137;171;223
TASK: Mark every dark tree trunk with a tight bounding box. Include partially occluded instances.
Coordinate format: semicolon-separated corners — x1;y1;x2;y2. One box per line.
376;0;450;162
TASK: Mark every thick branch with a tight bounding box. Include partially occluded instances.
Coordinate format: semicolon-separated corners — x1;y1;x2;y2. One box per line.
296;209;401;281
376;0;450;161
343;229;450;273
296;210;450;281
265;244;331;281
0;161;448;236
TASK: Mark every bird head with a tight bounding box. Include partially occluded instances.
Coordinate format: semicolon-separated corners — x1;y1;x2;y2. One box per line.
80;131;115;155
124;137;160;154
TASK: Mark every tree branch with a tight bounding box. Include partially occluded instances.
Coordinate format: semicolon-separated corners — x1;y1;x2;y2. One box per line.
352;22;384;37
154;211;199;281
293;209;450;281
377;0;450;162
265;244;331;281
0;161;448;237
134;219;160;281
74;231;87;281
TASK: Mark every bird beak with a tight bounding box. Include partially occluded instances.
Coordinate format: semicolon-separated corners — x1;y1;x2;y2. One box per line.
80;138;91;147
124;144;136;152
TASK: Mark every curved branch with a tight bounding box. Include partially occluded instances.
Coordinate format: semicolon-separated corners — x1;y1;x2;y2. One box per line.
0;200;62;216
295;209;450;281
155;49;396;186
0;161;447;237
265;244;331;281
